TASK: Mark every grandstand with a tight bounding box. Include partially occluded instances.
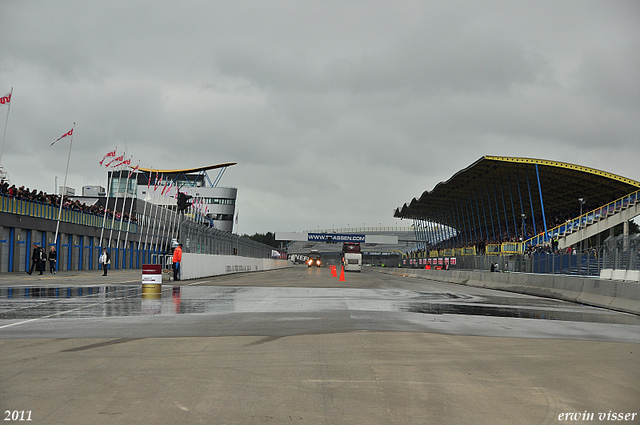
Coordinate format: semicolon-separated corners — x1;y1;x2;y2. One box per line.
395;156;640;254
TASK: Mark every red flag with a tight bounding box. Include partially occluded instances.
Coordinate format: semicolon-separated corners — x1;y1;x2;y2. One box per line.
51;128;73;146
113;158;131;168
105;154;124;168
128;164;139;179
0;93;11;105
164;180;173;197
99;149;116;166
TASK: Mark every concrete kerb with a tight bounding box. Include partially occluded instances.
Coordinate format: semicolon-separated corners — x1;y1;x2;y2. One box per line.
381;267;640;316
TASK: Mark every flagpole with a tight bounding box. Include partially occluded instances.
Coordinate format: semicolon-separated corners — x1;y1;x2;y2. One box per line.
138;168;152;262
116;155;133;247
0;87;13;179
150;175;163;257
99;146;117;248
169;185;180;242
108;150;126;245
146;172;161;260
123;161;139;259
164;181;176;244
159;190;170;255
54;122;75;244
0;87;13;170
142;170;154;256
99;169;112;248
161;180;174;252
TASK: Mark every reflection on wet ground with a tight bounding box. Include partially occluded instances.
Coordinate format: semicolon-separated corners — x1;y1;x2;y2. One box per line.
1;284;639;325
404;303;640;325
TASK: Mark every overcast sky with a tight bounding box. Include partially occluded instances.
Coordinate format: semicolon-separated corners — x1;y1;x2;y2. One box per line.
1;1;638;235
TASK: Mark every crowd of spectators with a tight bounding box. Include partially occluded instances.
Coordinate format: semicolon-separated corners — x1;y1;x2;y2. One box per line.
0;180;137;223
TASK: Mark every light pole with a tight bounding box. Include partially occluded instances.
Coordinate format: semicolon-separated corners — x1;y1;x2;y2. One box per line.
521;214;526;243
578;198;586;253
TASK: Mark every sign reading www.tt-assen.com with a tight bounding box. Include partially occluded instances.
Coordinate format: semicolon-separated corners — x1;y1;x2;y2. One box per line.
275;232;398;245
307;233;365;243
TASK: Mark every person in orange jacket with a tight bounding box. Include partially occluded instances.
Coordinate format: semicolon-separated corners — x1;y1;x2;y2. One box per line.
172;243;182;281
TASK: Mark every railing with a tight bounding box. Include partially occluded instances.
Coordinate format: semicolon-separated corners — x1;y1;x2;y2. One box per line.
402;240;639;276
179;220;276;258
0;194;138;233
524;189;639;248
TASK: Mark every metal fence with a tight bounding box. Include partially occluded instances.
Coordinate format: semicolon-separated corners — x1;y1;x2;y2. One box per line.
451;238;639;277
602;234;640;271
179;220;274;258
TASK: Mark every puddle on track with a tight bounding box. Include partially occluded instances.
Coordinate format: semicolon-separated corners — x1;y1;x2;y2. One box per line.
403;303;640;325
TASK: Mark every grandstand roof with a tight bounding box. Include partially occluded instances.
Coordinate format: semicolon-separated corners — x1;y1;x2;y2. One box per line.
138;163;237;174
394;156;640;228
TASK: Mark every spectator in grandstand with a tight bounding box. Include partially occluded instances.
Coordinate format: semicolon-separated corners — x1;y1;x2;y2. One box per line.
2;179;140;223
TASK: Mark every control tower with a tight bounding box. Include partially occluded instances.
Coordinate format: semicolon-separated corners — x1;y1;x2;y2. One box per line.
108;162;238;232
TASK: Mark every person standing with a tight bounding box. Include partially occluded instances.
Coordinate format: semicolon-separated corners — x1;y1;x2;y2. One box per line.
48;246;57;274
38;247;46;274
28;244;40;275
99;248;111;276
172;243;182;281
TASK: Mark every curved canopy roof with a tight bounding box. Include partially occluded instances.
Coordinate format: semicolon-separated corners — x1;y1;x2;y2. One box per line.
394;156;640;228
138;163;237;174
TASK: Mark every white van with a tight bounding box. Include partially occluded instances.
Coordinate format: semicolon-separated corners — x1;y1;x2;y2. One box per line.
343;252;362;272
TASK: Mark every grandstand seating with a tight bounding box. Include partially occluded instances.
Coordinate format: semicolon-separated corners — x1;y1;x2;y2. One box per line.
526;189;639;250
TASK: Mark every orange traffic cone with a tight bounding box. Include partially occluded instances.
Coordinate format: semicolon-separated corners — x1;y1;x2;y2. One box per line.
331;266;337;277
339;265;345;281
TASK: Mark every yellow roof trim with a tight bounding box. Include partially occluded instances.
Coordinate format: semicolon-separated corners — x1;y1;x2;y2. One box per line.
485;156;640;187
137;163;237;174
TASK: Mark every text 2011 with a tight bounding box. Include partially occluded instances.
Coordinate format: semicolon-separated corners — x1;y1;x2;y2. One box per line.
4;411;32;421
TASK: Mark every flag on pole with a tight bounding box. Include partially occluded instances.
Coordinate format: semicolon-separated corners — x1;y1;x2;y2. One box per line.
161;179;173;196
99;149;116;166
128;163;139;179
105;153;124;168
51;128;73;146
113;158;131;168
0;93;11;106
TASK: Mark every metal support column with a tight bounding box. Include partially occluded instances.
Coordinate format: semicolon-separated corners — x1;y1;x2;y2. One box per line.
474;193;484;242
515;173;526;239
465;198;477;244
507;176;518;240
525;169;537;236
535;164;548;242
493;182;503;241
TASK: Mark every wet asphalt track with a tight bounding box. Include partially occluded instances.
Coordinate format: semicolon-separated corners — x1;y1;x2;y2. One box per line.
1;266;639;425
1;266;639;342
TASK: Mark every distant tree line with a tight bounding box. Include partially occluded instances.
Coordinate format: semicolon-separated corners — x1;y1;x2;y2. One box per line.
244;232;279;248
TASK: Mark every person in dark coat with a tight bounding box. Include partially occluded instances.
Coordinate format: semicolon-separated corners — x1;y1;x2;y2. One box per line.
38;247;46;274
28;244;40;275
